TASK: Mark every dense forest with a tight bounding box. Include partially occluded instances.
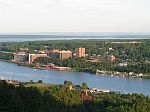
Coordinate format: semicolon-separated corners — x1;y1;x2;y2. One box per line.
0;80;150;112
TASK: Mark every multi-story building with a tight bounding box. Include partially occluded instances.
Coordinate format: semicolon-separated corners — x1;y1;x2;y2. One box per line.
14;52;27;62
29;54;48;63
75;48;85;57
50;49;60;58
59;50;72;59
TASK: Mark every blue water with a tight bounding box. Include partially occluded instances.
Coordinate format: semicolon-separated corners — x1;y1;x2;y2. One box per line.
0;61;150;95
0;33;150;95
0;32;150;42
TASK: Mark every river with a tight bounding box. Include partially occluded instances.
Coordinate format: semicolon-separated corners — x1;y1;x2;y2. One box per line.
0;61;150;95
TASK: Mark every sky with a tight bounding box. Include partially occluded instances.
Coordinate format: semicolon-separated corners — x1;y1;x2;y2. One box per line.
0;0;150;33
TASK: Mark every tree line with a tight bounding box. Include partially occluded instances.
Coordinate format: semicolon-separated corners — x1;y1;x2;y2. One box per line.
0;80;150;112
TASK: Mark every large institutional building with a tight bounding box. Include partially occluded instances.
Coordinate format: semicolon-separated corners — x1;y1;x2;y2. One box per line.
75;48;85;57
14;48;86;64
14;52;27;62
29;54;48;63
50;49;60;58
50;50;73;59
59;50;72;59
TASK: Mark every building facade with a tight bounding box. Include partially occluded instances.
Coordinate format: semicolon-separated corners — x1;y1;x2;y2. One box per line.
50;49;60;58
59;50;72;59
14;52;27;62
29;54;48;63
75;48;85;57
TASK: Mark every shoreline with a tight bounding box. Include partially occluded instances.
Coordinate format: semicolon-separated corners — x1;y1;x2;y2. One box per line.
96;70;150;79
0;59;77;72
1;60;150;96
1;59;150;79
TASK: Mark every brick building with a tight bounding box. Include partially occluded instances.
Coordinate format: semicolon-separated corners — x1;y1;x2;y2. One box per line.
29;54;48;63
59;50;72;59
75;48;85;57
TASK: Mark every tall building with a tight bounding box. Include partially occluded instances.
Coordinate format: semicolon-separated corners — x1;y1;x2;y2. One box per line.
75;48;85;57
29;54;48;63
59;50;72;59
14;52;27;62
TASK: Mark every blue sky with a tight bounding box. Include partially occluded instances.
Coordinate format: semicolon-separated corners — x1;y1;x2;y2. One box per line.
0;0;150;33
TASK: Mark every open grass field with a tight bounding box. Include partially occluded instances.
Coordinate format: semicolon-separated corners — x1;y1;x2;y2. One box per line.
23;83;55;91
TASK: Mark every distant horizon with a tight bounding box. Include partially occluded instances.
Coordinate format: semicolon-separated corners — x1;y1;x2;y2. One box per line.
0;32;150;43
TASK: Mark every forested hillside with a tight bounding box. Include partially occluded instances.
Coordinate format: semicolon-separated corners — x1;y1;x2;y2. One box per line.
0;80;150;112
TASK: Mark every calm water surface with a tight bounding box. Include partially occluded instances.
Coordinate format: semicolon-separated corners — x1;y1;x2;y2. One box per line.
0;37;143;42
0;61;150;95
0;33;149;42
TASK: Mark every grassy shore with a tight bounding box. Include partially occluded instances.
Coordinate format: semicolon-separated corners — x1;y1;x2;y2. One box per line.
142;73;150;79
